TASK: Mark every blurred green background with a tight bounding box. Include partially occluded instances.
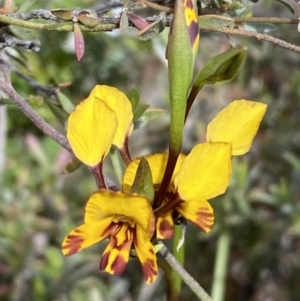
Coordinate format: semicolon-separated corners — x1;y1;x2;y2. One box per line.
1;0;300;300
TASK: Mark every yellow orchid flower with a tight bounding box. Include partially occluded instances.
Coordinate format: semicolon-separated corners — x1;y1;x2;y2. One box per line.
123;142;232;238
67;85;133;167
123;100;267;238
62;190;158;284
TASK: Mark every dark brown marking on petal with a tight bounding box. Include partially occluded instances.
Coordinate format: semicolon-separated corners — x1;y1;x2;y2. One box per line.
158;218;174;239
100;251;109;271
62;234;84;256
141;258;158;283
184;0;193;9
195;207;214;232
111;255;127;275
188;21;199;46
101;223;118;238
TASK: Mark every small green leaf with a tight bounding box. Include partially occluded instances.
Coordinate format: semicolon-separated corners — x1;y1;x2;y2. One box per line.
126;87;140;110
51;9;73;21
131;157;154;204
137;18;166;41
198;14;235;29
193;47;247;90
134;108;165;129
57;92;74;114
77;10;99;28
120;10;129;32
133;103;149;121
63;156;82;174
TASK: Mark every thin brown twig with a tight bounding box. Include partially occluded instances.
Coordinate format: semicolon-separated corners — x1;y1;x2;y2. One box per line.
203;26;300;54
158;241;213;301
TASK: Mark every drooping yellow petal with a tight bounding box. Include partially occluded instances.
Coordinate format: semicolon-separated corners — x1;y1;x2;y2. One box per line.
177;199;214;233
91;85;134;148
156;213;174;239
86;190;154;235
62;219;115;256
134;224;158;284
67;96;118;167
175;142;232;201
100;224;133;275
206;100;267;155
122;153;186;193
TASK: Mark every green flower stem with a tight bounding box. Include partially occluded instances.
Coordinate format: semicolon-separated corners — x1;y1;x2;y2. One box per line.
0;14;116;32
211;229;231;301
168;225;185;301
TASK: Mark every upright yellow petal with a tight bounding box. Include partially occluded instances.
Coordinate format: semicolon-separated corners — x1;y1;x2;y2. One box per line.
206;100;267;155
134;225;158;284
86;190;155;236
67;96;118;167
175;142;232;201
122;153;186;193
91;85;134;148
177;199;214;233
62;219;114;256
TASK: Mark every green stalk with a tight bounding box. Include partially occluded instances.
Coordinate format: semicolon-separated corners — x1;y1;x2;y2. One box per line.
211;229;231;301
168;225;185;301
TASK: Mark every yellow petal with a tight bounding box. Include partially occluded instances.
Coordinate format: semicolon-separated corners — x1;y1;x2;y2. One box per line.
122;153;186;193
156;214;174;239
62;219;114;256
100;224;133;275
206;100;267;155
175;142;232;201
67;95;118;167
177;200;214;233
86;190;155;236
134;225;158;284
91;85;134;148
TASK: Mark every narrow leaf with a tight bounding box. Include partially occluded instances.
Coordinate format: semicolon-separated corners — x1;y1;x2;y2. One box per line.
73;23;85;61
57;91;74;114
63;156;83;173
193;47;247;90
198;14;235;29
127;13;149;30
134;108;165;129
126;87;140;110
131;157;155;204
137;18;166;40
